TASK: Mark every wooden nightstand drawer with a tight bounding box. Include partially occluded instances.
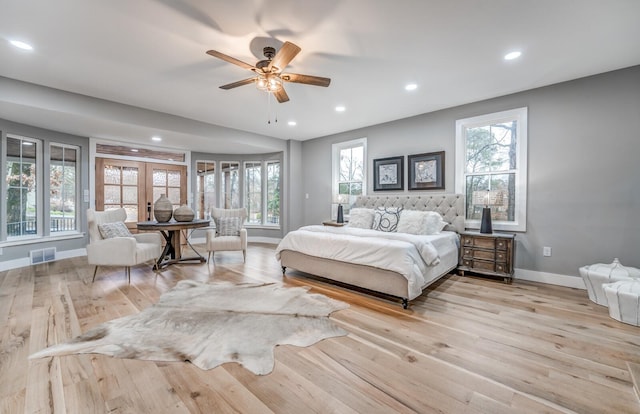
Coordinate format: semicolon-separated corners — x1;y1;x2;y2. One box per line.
496;251;507;262
496;263;508;273
472;260;495;272
473;237;495;250
496;239;509;250
462;247;473;257
473;250;495;261
462;236;474;246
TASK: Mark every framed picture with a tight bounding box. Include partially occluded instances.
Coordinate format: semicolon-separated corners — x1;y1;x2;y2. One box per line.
373;156;404;191
408;151;445;190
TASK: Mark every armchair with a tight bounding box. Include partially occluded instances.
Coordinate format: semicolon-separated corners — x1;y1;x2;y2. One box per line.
206;208;247;263
86;208;162;283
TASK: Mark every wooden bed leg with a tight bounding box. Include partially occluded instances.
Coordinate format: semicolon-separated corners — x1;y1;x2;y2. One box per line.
281;266;286;275
402;298;409;309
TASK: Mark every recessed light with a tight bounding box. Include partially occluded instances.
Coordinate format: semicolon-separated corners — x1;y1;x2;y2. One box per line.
151;136;162;142
335;106;346;112
405;83;418;91
288;121;297;126
9;40;33;50
504;51;522;60
131;149;139;152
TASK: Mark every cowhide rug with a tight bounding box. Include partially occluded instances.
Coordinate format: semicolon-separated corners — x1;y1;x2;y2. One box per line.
29;280;349;375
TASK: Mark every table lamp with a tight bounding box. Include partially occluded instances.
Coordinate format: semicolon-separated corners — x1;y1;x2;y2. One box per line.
333;194;347;223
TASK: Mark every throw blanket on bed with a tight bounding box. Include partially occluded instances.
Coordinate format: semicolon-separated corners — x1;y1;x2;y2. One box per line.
275;225;457;299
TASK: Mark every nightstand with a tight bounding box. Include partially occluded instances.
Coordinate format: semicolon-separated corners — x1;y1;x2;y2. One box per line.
322;220;346;227
458;231;515;282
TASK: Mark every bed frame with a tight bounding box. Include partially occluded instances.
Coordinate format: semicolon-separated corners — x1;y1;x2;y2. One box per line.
280;194;465;308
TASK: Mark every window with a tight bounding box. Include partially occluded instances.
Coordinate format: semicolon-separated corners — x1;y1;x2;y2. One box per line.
266;161;280;225
220;162;240;209
2;134;82;242
50;144;79;233
332;138;366;216
244;161;262;225
455;108;528;232
6;135;40;238
196;161;215;220
242;160;280;226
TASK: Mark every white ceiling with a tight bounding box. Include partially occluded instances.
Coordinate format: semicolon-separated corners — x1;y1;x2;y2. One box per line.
1;0;639;153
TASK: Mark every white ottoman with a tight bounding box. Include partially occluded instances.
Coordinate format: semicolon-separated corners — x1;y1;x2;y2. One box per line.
579;258;640;306
603;280;640;326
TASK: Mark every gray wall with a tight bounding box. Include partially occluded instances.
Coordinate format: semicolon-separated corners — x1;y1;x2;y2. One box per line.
300;65;640;278
0;119;91;261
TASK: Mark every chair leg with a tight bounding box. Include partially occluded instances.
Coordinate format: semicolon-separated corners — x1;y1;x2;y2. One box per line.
92;266;99;282
243;250;246;263
126;266;131;284
208;251;213;263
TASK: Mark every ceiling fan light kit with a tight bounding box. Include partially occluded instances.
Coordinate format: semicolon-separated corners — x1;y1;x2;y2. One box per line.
206;41;331;104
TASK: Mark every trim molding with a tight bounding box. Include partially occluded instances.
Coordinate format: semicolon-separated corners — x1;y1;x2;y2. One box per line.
514;268;586;290
0;248;87;272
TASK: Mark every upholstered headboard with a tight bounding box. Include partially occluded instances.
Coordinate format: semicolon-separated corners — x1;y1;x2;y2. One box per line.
352;194;465;233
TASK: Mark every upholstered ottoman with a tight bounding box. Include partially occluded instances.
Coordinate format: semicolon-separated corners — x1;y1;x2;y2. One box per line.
603;280;640;326
579;258;640;306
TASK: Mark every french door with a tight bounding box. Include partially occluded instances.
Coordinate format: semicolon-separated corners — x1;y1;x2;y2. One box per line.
95;158;187;228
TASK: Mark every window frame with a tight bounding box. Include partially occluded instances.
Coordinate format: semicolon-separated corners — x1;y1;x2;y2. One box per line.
49;142;81;235
244;161;262;225
331;138;367;218
455;107;528;232
242;160;280;228
195;160;216;220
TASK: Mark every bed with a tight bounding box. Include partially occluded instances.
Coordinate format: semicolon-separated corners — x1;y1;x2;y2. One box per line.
276;194;465;308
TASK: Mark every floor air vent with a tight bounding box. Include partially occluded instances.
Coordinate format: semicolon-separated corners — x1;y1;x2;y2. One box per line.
30;247;57;265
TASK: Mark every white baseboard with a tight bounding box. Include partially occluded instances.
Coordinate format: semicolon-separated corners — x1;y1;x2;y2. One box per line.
0;248;87;272
514;268;586;290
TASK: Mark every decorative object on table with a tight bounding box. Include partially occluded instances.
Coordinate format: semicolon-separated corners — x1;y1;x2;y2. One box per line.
153;194;173;222
472;190;506;234
333;194;347;223
173;204;195;222
29;280;349;375
579;258;640;306
373;156;404;191
408;151;444;190
603;279;640;326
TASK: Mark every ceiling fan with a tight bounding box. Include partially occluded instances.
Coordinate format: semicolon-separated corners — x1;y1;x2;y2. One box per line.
206;41;331;103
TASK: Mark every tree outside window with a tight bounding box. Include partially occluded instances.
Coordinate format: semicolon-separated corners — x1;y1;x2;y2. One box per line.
456;108;528;232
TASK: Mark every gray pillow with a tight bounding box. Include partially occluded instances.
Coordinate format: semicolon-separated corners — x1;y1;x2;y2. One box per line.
348;208;375;229
216;217;241;236
98;221;132;239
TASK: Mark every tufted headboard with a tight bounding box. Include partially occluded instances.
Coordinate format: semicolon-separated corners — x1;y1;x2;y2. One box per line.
352;194;465;233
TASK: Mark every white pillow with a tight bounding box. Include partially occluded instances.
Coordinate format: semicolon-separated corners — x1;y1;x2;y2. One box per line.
396;210;447;235
423;211;447;234
98;221;133;239
348;208;375;229
372;207;403;232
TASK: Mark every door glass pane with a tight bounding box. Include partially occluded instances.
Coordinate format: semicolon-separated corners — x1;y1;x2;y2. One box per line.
122;167;138;185
104;185;121;204
167;187;181;206
168;171;181;187
104;165;121;184
123;186;138;204
124;206;138;222
153;170;166;186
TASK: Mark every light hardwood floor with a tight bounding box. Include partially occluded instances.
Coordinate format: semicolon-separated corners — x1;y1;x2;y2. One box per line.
1;243;639;413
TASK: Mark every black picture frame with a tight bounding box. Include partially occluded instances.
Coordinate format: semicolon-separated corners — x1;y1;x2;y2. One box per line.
373;156;404;191
408;151;445;190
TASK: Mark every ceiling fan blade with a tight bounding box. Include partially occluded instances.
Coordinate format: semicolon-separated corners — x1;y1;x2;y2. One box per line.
274;87;290;103
206;50;255;71
219;77;257;90
268;41;301;72
281;73;331;87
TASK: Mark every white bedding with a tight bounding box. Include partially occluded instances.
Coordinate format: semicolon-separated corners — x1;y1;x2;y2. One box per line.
275;225;459;299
